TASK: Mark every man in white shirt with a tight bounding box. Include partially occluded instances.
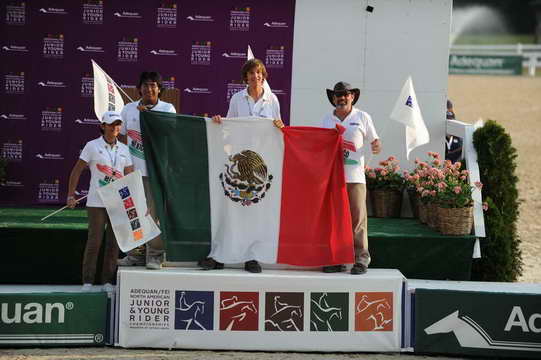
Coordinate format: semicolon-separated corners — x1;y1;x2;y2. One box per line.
118;71;176;270
321;82;381;275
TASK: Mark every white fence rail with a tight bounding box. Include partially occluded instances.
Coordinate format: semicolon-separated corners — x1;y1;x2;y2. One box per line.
450;44;541;76
446;119;485;241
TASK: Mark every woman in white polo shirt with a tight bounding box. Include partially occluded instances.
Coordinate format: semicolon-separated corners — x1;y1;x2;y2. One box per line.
202;58;283;274
67;111;134;291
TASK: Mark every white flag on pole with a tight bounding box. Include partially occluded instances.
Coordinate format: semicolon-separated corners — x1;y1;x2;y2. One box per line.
390;76;430;159
97;170;160;252
247;45;272;95
92;59;125;121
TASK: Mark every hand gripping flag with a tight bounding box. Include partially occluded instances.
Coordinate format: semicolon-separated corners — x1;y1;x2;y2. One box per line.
390;76;430;159
92;59;125;121
97;170;161;252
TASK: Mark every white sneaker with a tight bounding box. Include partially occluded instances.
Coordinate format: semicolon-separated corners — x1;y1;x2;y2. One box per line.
102;283;115;293
81;283;93;292
117;255;145;266
146;255;163;270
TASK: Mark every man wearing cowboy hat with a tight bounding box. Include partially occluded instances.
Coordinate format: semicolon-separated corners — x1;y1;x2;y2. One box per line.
322;81;381;275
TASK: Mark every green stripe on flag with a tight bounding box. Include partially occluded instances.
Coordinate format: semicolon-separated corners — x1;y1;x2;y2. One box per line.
141;111;211;261
345;159;359;165
129;145;145;159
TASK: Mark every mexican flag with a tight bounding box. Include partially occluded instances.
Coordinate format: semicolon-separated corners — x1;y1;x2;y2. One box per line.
141;112;353;266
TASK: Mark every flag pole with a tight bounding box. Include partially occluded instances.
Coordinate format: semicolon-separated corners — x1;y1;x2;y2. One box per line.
40;195;88;222
91;59;134;103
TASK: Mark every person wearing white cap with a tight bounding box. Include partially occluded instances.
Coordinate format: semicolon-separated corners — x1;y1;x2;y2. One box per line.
67;111;133;291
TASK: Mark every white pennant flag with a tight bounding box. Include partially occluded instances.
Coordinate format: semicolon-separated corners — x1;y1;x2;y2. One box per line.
247;45;272;95
97;170;160;252
390;76;430;159
92;59;125;121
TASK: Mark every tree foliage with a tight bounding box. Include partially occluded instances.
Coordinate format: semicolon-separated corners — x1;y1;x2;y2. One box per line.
471;120;522;281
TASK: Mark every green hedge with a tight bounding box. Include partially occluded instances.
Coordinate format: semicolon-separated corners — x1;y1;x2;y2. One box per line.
471;120;522;281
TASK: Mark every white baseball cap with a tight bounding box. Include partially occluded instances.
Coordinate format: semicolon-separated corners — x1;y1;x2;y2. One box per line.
101;111;123;124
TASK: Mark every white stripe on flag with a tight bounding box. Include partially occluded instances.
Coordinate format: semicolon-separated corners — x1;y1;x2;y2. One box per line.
207;117;284;264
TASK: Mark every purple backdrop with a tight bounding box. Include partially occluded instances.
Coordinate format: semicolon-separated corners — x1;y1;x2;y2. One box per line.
0;0;295;206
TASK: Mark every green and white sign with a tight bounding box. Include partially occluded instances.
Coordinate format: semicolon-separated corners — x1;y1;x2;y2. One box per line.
449;54;523;75
415;289;541;358
0;292;107;346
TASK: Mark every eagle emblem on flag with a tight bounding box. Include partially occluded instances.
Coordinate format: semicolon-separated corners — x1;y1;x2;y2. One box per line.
219;150;273;206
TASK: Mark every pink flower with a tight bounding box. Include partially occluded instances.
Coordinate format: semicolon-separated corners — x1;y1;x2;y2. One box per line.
430;190;436;197
482;202;488;211
437;182;447;189
380;169;388;176
433;159;441;166
388;156;396;162
433;152;441;159
454;186;462;194
474;181;483;189
454;162;462;169
460;175;467;181
365;165;372;171
368;172;376;179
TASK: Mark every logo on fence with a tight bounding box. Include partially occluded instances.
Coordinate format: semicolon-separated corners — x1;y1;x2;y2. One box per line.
264;292;304;331
41;108;63;132
265;46;285;69
1;140;22;162
157;2;177;28
226;81;245;102
230;7;250;31
2;44;28;53
424;309;541;352
355;292;393;331
220;150;273;207
38;180;60;203
82;0;104;25
219;292;259;331
4;72;25;94
191;41;211;65
174;291;213;330
117;38;138;62
5;2;26;25
43;34;64;59
186;14;214;22
310;293;349;332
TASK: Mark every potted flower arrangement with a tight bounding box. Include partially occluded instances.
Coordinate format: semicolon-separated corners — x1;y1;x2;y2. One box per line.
407;153;441;225
365;156;405;218
433;159;483;235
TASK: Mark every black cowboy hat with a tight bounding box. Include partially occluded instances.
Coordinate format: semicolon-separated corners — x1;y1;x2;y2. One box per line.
326;81;360;106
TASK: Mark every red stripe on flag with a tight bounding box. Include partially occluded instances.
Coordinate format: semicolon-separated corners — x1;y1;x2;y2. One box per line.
127;129;142;142
277;127;354;266
343;140;356;152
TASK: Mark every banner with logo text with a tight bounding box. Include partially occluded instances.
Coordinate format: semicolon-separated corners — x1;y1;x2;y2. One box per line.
0;0;295;206
415;289;541;358
116;268;404;351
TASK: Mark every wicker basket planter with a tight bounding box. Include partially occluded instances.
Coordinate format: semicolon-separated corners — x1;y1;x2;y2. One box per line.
437;206;474;235
407;189;419;218
370;189;403;218
426;203;439;229
418;201;427;223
